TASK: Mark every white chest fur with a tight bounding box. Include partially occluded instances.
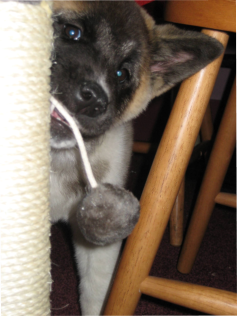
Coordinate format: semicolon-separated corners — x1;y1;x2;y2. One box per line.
49;122;133;223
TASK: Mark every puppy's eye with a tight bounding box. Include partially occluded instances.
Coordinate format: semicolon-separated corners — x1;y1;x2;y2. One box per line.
64;24;81;40
116;69;129;83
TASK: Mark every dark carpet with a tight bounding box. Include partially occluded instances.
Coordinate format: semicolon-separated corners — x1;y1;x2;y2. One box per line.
50;146;236;315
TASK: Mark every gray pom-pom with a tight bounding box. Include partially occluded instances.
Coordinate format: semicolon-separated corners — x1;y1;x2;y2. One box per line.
77;183;140;246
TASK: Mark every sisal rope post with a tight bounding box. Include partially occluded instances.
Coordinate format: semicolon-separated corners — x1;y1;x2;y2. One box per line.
0;1;53;315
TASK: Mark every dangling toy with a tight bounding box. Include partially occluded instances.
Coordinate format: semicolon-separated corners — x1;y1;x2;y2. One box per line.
50;97;140;246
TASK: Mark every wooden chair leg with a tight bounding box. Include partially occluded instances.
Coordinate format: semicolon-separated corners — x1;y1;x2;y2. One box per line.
133;142;185;247
170;101;214;247
170;179;185;246
177;77;236;274
133;141;151;154
201;104;214;141
170;102;214;247
104;30;228;316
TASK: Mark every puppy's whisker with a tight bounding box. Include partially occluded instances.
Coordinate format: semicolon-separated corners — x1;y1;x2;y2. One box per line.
51;86;63;95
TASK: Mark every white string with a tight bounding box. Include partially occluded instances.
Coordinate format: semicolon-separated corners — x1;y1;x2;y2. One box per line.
50;96;98;189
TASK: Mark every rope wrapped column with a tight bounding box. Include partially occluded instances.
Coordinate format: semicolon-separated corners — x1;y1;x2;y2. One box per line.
0;1;53;315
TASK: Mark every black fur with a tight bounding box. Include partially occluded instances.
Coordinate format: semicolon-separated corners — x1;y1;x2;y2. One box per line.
51;2;149;139
51;2;223;146
150;24;224;87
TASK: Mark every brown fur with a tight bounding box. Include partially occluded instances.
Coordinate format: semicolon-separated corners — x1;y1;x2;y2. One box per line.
53;1;88;14
121;71;152;122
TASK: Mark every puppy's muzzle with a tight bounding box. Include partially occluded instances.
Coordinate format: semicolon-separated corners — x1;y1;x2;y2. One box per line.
75;81;108;118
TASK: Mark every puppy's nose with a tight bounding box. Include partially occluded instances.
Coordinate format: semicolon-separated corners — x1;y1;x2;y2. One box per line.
75;81;108;117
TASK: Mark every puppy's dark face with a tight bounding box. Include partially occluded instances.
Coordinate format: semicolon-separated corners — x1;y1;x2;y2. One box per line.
50;1;150;148
50;1;223;149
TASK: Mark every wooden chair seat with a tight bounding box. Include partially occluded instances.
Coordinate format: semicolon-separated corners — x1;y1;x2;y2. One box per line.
165;0;235;32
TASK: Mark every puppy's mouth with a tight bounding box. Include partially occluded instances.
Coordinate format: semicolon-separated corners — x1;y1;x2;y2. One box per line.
51;106;69;126
50;82;112;141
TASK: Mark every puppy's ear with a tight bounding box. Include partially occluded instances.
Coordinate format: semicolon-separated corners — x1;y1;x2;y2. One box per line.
150;24;224;98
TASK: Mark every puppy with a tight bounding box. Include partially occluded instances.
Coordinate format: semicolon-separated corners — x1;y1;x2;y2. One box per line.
50;1;223;315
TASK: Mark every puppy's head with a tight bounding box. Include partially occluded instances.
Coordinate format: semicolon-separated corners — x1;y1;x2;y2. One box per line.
50;1;223;149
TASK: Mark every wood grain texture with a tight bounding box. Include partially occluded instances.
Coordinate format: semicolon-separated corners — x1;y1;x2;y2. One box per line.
140;277;237;315
165;0;236;32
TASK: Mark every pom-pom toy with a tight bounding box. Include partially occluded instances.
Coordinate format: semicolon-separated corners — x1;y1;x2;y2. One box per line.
50;97;140;246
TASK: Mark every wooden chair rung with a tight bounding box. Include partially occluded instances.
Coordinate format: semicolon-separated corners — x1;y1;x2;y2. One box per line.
140;276;237;316
133;141;151;154
215;192;236;208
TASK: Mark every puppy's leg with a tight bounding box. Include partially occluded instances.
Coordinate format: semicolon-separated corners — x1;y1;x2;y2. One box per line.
78;242;121;316
71;220;122;316
70;124;133;315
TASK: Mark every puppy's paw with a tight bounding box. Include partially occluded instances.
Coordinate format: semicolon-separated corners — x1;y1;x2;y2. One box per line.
77;183;140;246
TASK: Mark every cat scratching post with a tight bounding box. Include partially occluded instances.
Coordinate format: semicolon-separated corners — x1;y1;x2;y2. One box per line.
0;1;53;315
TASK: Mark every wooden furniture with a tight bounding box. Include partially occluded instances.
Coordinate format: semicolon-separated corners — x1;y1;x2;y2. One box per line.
177;77;236;274
165;0;235;33
104;1;236;315
133;142;185;247
166;0;236;275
